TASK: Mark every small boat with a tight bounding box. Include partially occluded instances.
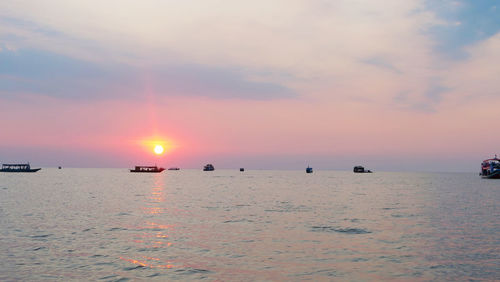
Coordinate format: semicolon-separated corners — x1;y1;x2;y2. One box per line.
168;167;180;170
130;165;165;173
240;168;244;172
0;163;41;172
203;164;215;171
353;166;372;173
480;155;500;179
306;166;313;173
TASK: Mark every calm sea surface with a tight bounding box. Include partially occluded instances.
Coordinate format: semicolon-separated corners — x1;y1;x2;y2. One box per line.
0;169;498;281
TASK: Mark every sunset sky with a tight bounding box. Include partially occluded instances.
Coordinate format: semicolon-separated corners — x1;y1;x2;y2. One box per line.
1;0;499;171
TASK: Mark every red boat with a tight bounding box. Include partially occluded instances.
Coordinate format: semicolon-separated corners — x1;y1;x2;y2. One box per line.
130;165;165;173
480;155;500;179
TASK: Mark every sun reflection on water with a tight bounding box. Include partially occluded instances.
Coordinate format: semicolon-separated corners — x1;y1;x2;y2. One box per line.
121;173;175;269
119;256;174;269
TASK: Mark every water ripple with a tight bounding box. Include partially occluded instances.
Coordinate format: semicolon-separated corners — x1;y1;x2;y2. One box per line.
311;226;372;234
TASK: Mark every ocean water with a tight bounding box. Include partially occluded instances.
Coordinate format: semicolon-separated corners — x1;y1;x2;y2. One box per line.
0;169;498;281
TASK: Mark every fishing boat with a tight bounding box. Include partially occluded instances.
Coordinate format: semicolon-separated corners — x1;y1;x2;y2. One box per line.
353;166;372;173
203;164;215;171
240;168;245;172
306;166;313;173
130;165;165;173
480;155;500;179
0;163;41;172
168;167;180;170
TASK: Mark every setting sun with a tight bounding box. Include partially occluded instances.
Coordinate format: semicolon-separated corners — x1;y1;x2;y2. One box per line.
154;145;164;155
137;136;177;156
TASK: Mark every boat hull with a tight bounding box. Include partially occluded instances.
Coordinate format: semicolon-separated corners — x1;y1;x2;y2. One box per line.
481;171;500;179
130;169;164;173
0;168;41;172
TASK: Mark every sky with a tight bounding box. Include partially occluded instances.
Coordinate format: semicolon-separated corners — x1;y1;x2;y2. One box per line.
1;0;499;171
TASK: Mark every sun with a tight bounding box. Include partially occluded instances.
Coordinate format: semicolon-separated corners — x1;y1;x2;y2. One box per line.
154;145;164;155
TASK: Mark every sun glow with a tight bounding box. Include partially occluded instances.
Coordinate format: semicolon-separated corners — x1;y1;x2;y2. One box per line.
154;145;164;155
137;136;177;156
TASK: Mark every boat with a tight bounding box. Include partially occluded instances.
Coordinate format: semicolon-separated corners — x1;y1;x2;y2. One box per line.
240;168;244;172
480;155;500;179
130;165;165;173
0;163;41;172
306;166;313;173
353;166;372;173
168;167;180;170
203;164;215;171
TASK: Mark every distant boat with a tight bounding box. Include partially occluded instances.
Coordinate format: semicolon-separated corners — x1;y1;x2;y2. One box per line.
58;166;62;169
480;155;500;179
353;166;372;173
130;165;165;173
0;163;41;173
306;166;313;173
168;167;180;170
240;168;244;172
203;164;215;171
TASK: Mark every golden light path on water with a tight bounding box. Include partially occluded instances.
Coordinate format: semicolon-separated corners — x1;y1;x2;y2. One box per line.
120;174;175;269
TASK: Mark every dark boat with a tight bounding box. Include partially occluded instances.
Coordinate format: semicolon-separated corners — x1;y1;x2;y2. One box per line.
203;164;215;171
480;155;500;179
353;166;372;173
168;167;180;170
306;166;313;173
0;163;41;172
130;165;165;173
240;168;244;172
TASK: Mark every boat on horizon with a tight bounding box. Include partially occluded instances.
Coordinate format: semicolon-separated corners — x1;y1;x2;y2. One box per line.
168;167;180;170
203;164;215;171
480;155;500;179
353;166;372;173
130;165;165;173
306;166;313;173
0;163;41;173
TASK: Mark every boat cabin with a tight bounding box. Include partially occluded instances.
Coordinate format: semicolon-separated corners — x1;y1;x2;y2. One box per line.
481;155;500;178
203;164;215;171
130;165;165;173
1;163;41;172
354;166;372;173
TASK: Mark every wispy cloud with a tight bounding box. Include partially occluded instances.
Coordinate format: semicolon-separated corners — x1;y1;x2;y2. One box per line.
361;57;402;74
424;0;500;58
0;48;296;100
392;78;450;113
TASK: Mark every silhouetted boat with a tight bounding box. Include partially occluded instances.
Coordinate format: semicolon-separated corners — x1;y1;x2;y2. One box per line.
0;163;41;173
306;166;313;173
480;155;500;179
240;168;244;172
130;165;165;173
353;166;372;173
168;167;180;170
203;164;215;171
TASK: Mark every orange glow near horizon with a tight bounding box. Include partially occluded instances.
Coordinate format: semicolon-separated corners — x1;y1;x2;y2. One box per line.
137;136;177;156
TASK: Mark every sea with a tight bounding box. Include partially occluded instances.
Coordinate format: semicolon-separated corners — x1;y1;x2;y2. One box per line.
0;169;498;281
